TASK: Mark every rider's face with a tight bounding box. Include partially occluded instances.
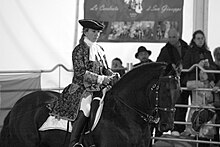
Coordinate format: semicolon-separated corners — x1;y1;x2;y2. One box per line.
84;28;101;42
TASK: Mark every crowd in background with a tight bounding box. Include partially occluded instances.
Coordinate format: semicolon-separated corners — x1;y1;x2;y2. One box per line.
112;28;220;145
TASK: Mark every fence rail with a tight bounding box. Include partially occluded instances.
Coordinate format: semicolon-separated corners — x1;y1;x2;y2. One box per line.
0;64;74;74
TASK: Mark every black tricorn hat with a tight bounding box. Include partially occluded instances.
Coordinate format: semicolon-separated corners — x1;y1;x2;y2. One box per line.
79;19;105;30
135;46;152;58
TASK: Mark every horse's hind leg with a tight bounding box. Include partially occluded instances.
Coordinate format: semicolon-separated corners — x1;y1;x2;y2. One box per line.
11;107;46;147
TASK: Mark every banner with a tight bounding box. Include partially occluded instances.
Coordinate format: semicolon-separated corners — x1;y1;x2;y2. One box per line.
84;0;183;42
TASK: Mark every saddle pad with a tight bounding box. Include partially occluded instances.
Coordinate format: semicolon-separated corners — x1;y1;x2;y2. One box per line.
39;102;104;133
39;116;72;132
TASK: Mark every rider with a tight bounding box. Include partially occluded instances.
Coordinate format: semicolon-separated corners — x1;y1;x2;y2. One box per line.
49;19;118;147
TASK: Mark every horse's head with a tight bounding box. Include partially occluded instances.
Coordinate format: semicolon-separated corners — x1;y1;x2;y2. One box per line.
109;62;181;132
153;63;181;132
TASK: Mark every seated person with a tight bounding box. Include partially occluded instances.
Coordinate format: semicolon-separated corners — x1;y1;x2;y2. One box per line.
111;57;126;76
182;66;215;137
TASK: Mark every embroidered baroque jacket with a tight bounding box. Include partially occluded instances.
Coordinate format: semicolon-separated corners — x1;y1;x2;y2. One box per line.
50;36;114;121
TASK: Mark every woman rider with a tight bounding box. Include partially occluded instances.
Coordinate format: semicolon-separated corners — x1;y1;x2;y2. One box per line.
49;19;118;147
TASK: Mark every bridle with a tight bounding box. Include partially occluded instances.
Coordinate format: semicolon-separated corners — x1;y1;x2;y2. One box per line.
150;75;178;122
117;74;179;124
154;75;179;112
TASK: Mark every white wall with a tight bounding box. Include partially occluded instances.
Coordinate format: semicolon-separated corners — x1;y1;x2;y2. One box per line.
0;0;76;88
0;0;76;70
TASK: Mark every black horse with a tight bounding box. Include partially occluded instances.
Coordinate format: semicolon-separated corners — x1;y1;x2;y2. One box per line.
0;62;181;147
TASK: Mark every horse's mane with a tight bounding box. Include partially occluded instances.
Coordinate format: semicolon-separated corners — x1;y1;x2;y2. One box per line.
111;62;167;92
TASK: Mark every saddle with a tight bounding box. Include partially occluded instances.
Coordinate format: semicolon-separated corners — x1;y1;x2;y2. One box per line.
39;98;105;133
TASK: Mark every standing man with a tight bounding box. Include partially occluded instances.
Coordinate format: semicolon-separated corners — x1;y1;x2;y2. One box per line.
133;46;153;67
156;28;190;136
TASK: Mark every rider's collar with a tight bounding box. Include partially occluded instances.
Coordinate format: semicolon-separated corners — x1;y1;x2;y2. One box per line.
84;37;96;47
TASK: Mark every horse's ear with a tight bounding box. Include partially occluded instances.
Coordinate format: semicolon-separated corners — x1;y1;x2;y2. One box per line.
163;63;182;77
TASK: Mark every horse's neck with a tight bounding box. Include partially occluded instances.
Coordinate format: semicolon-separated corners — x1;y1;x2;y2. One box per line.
104;94;149;128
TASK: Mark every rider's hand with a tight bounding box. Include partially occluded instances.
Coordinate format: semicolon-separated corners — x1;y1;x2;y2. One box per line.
113;72;120;79
102;76;111;85
102;73;120;86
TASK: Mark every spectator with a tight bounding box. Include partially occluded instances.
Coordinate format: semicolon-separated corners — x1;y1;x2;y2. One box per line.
212;47;220;88
111;57;126;77
210;47;220;142
183;30;215;81
133;46;152;67
182;30;215;137
156;28;190;136
157;28;189;66
182;67;215;136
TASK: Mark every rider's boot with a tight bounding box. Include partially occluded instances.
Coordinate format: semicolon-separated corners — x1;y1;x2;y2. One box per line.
89;98;101;130
83;98;101;147
69;110;88;147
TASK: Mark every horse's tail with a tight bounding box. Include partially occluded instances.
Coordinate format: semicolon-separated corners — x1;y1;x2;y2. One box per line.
0;111;11;147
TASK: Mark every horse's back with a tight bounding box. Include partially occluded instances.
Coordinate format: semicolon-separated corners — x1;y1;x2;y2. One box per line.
9;91;59;129
0;90;60;147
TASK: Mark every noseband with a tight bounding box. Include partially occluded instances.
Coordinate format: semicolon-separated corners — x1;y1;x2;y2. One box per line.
117;75;179;124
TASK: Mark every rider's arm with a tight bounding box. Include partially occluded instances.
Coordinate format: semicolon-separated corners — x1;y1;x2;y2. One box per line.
72;46;110;89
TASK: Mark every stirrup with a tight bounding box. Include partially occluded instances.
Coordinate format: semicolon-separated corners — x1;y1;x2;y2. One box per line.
73;142;83;147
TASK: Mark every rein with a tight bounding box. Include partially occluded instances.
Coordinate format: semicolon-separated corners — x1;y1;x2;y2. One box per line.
116;75;177;124
117;97;158;123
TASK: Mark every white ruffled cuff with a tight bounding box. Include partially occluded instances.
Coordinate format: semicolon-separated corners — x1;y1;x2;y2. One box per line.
97;75;105;84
